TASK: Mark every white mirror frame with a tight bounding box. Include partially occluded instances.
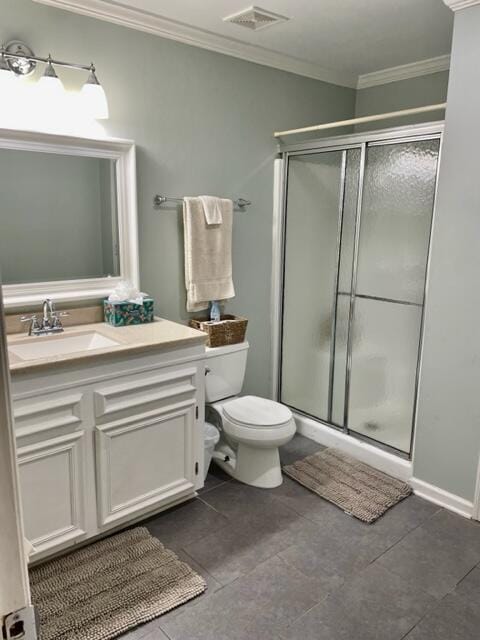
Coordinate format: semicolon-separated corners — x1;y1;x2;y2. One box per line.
0;128;139;309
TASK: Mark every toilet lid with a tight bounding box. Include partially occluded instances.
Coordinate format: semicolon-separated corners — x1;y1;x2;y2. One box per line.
223;395;292;427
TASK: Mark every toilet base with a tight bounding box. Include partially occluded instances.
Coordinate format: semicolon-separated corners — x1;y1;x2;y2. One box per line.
214;442;283;488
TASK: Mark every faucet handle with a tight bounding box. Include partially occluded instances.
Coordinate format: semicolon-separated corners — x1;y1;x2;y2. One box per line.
51;311;69;328
20;314;40;336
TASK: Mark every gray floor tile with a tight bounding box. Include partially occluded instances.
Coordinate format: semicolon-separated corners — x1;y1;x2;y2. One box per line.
199;477;300;524
270;475;350;522
274;477;437;550
376;520;480;599
145;498;229;551
120;620;169;640
404;592;480;640
197;467;231;495
282;563;436;640
420;508;480;553
279;433;324;467
367;494;440;539
454;565;480;603
276;495;432;582
183;509;306;585
279;521;385;581
160;555;330;640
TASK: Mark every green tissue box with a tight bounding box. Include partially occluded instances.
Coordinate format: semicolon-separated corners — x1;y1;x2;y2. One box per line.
104;298;154;327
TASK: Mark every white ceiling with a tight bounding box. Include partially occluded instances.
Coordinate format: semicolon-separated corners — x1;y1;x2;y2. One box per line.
34;0;454;88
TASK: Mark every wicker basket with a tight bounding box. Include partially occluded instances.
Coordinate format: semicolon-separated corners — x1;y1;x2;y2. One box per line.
189;314;248;348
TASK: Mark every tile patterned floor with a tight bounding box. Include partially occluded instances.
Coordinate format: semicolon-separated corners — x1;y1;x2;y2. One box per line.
125;435;480;640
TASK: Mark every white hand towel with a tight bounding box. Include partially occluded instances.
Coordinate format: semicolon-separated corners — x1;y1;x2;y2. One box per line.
198;195;226;225
183;197;235;312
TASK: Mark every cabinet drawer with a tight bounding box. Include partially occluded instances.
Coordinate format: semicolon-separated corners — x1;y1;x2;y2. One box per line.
95;400;197;528
17;431;87;557
14;391;87;444
93;366;197;421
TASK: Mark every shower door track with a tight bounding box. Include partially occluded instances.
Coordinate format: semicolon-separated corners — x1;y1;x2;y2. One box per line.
273;121;444;460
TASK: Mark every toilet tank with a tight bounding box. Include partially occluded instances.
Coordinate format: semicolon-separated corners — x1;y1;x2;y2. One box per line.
205;341;249;402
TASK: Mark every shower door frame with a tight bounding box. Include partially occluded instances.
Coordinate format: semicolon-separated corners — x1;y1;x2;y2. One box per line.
272;121;444;460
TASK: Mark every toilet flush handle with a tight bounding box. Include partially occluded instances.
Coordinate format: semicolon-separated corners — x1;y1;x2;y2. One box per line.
205;367;211;375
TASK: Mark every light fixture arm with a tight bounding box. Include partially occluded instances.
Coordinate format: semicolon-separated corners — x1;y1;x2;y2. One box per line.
0;42;93;74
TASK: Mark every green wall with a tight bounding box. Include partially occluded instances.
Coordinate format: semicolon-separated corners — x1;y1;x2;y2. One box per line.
413;5;480;501
355;71;450;129
0;0;355;396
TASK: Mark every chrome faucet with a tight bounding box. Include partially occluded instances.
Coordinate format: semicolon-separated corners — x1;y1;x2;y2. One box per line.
21;299;69;336
42;298;54;329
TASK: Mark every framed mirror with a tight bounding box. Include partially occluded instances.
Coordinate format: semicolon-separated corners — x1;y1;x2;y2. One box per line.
0;128;138;308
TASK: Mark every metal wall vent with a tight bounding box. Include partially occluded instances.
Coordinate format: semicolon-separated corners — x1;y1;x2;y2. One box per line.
223;6;289;31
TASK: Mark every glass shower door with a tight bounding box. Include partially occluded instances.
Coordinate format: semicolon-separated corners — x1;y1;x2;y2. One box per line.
346;139;440;453
280;151;344;421
279;134;440;457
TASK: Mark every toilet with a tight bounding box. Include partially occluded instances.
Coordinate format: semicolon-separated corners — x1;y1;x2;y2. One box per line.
205;341;296;488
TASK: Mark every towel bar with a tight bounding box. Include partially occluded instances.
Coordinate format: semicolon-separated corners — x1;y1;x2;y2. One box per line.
153;195;251;209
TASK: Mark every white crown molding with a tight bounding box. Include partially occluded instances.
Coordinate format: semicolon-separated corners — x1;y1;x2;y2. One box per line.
31;0;357;88
357;55;451;89
443;0;480;10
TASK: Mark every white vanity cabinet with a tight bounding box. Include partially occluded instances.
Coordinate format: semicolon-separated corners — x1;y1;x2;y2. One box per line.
10;340;205;562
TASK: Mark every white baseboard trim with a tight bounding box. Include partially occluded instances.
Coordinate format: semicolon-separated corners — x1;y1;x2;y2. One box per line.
409;477;474;519
294;412;412;482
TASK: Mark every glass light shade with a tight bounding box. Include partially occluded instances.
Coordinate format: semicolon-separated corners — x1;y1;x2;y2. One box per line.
37;74;64;97
37;61;65;101
81;71;109;120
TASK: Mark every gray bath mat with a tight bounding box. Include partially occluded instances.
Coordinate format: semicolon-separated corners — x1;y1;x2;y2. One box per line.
30;527;207;640
283;447;412;523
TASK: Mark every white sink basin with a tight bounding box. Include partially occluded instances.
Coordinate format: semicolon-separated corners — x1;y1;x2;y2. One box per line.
9;331;120;361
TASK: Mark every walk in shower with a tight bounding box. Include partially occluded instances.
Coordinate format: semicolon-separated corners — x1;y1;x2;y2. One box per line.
276;123;442;457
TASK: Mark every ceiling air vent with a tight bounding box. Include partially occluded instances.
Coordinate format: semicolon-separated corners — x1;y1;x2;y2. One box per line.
223;6;289;31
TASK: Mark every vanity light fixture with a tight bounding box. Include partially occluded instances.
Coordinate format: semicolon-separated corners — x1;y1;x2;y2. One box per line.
0;40;109;120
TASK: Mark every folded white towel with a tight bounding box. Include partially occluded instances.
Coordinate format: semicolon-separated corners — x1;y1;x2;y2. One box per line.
198;195;227;225
183;197;235;312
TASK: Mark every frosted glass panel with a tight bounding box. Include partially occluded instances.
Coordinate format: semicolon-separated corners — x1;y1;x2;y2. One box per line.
348;298;422;453
281;151;343;420
356;140;439;303
338;149;361;294
331;293;350;426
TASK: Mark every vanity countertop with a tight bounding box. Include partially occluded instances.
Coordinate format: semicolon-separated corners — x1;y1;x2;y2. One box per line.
8;317;206;373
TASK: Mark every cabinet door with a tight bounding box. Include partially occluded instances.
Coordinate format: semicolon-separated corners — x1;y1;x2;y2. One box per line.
95;401;197;528
17;431;87;557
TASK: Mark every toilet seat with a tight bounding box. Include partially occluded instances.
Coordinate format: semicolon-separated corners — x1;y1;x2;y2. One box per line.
223;395;292;428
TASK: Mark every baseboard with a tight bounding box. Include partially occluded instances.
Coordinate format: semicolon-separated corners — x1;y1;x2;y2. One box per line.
294;412;412;482
409;477;474;519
